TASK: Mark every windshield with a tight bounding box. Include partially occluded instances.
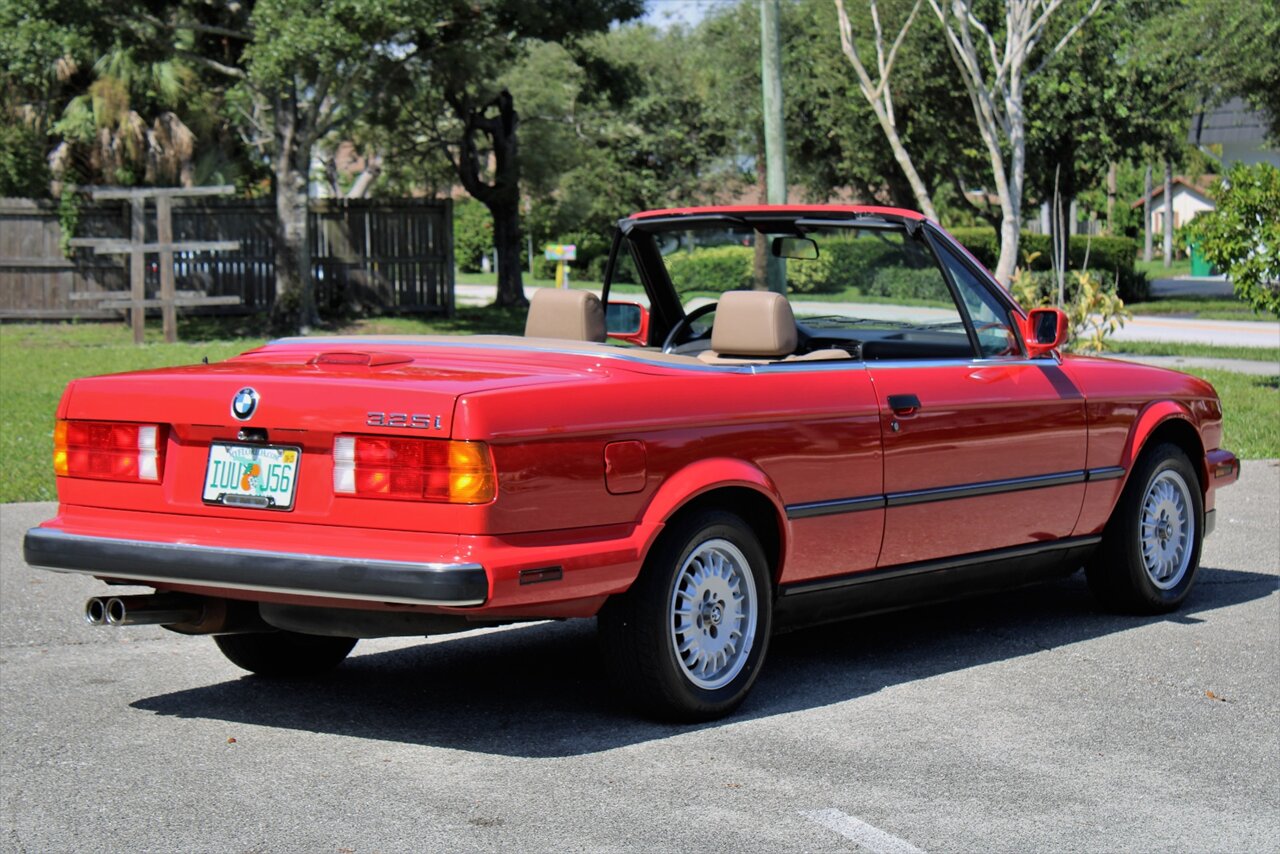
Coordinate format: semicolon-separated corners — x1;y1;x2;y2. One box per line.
623;214;1021;361
654;220;963;329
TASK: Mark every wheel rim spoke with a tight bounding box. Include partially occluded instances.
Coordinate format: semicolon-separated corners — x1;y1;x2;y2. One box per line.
668;538;759;691
1138;469;1195;590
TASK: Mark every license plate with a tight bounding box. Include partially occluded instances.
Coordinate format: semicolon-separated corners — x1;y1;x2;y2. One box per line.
203;443;301;510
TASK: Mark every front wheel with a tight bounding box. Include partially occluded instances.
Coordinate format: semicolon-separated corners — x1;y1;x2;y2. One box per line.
1086;443;1204;614
599;510;772;721
214;631;357;677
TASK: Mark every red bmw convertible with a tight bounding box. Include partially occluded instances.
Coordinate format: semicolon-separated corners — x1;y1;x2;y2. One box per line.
25;206;1239;720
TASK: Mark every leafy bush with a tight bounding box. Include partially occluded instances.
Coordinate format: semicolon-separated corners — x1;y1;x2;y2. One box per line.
1011;266;1130;353
0;122;50;198
1183;162;1280;317
788;238;899;295
661;238;953;299
863;267;953;301
663;245;755;293
950;227;1146;301
454;199;493;273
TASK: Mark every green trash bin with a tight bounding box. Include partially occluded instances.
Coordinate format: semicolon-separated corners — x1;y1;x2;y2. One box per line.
1189;242;1216;277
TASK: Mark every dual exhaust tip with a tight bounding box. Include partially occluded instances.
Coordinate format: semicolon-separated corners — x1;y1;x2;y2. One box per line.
84;594;203;628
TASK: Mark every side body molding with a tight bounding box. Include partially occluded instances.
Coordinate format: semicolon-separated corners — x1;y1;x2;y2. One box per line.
1073;399;1204;538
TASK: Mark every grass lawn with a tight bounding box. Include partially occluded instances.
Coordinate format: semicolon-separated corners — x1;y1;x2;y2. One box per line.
1104;340;1280;363
1135;257;1194;279
1182;369;1280;460
4;312;1275;503
1124;296;1271;321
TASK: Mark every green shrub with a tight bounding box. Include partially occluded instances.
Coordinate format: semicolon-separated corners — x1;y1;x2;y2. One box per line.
948;228;1146;301
454;199;494;273
1011;266;1130;353
864;266;953;302
788;238;899;294
1183;163;1280;317
664;245;755;293
0;123;49;198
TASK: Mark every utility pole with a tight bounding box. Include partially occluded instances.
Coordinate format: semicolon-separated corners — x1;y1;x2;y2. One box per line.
760;0;787;294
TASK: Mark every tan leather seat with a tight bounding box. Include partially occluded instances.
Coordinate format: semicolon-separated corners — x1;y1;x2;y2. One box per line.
524;288;606;342
696;291;798;364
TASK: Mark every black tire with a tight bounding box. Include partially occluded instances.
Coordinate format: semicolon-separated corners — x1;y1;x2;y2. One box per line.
214;631;357;677
1086;442;1204;614
599;510;773;721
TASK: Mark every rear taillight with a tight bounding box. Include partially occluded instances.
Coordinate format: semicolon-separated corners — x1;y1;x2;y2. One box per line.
333;436;495;504
53;419;164;482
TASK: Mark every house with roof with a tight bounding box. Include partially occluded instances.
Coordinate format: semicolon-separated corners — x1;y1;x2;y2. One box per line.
1189;98;1280;170
1131;175;1216;238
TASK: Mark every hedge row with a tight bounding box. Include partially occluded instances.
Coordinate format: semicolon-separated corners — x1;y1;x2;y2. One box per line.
948;228;1145;301
662;241;952;301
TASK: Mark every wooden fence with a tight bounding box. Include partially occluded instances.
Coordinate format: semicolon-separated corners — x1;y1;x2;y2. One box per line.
0;196;454;319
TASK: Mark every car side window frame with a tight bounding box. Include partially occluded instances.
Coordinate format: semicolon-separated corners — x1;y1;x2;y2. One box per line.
923;224;1029;360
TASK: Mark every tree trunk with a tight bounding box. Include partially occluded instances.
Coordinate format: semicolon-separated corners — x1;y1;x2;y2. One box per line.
451;90;526;308
753;145;768;290
1163;159;1174;268
489;198;524;307
1105;161;1117;234
1143;163;1153;262
270;86;316;334
996;79;1028;286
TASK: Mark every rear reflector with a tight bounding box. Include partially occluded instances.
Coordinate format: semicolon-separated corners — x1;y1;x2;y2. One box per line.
333;436;495;504
54;420;164;482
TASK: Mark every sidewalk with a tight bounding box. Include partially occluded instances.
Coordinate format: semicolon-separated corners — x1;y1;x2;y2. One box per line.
1106;353;1279;376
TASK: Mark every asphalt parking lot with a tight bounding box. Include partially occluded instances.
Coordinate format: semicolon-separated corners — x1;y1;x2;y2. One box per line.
2;462;1277;853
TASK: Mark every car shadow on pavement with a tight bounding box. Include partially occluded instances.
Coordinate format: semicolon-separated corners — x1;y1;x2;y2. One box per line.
131;564;1277;757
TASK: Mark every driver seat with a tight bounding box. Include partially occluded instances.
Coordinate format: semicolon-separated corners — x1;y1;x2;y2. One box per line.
697;291;798;364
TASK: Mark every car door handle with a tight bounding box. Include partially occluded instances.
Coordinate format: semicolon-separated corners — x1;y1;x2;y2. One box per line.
887;394;922;416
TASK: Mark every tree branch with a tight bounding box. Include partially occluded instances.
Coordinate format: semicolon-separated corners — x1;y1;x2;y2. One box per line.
126;10;251;41
1030;0;1104;78
175;50;248;81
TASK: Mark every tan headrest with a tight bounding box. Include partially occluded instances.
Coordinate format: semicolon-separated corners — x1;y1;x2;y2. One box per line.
524;288;606;342
709;291;797;357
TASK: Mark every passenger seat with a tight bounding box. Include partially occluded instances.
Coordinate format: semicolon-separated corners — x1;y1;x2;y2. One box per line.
524;288;606;343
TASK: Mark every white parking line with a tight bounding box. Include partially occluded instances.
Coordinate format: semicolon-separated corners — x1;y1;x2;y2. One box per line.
800;808;926;854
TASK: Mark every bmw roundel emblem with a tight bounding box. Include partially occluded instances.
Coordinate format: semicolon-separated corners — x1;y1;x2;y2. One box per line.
231;387;259;421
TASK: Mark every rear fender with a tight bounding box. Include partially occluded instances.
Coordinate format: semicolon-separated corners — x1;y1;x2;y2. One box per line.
637;458;789;574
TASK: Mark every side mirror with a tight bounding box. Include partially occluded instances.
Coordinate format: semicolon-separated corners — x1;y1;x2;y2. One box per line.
1025;307;1069;358
771;236;819;260
606;301;650;346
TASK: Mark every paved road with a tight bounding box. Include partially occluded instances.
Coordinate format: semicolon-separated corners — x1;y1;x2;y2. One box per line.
458;284;1280;348
1108;315;1280;348
1150;276;1235;299
3;463;1277;852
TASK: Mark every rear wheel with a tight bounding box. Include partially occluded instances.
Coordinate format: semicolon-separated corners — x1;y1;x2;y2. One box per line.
599;510;772;721
214;631;357;677
1087;443;1204;614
